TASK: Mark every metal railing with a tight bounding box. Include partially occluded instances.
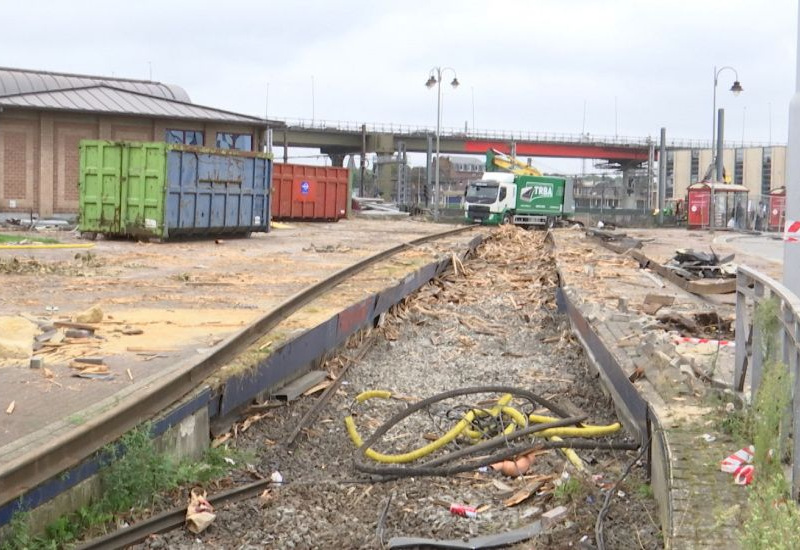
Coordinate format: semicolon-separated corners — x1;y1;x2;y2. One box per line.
271;117;782;150
733;265;800;496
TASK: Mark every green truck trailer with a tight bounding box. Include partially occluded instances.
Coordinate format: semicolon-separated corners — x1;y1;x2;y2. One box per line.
464;172;574;228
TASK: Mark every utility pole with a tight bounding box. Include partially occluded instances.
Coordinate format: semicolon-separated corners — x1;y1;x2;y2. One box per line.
784;4;800;298
658;128;666;225
647;139;655;213
360;124;366;197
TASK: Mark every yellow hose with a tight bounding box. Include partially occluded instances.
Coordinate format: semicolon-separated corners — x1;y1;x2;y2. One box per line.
528;413;620;470
355;390;392;403
347;392;516;464
550;435;585;471
463;397;522;439
345;390;621;465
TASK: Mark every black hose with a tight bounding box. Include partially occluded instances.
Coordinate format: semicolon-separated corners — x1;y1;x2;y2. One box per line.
355;438;639;478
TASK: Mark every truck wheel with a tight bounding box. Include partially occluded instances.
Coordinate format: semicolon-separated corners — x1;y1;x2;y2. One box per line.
546;217;556;229
502;213;512;225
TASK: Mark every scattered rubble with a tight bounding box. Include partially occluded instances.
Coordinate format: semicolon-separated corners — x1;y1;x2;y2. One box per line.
665;248;736;280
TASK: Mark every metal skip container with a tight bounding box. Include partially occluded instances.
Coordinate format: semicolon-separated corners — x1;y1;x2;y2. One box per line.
79;140;271;239
271;163;349;221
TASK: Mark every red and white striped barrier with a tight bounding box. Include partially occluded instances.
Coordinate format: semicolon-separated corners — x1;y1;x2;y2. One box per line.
674;336;735;348
785;219;800;243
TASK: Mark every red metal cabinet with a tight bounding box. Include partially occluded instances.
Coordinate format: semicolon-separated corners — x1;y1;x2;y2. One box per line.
768;188;786;231
272;164;349;221
687;188;710;228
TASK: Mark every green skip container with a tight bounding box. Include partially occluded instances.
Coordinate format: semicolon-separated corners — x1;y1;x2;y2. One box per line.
78;140;272;240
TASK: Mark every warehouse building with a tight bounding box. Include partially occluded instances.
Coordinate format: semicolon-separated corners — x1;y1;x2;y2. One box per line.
0;67;273;216
666;145;786;203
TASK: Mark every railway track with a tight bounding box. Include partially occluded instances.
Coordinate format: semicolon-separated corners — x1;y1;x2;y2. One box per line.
0;224;480;517
75;226;655;550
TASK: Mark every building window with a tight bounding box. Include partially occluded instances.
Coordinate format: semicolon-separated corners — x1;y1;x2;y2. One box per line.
734;149;744;185
165;129;204;146
216;132;253;151
690;149;699;184
762;147;772;196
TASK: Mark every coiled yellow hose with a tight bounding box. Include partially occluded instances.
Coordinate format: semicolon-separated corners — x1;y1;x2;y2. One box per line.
346;389;621;466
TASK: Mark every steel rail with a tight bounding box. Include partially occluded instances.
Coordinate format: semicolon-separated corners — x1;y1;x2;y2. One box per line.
76;479;271;550
0;224;480;509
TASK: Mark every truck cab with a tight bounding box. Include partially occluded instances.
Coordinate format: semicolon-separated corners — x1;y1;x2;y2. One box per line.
464;173;517;225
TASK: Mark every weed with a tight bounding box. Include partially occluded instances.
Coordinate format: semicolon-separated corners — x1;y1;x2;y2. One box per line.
0;512;34;550
635;483;653;499
716;406;753;443
554;477;582;503
66;413;86;426
0;234;59;244
740;298;800;549
3;423;238;549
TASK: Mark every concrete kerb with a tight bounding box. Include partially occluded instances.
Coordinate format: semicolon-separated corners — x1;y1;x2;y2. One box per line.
0;232;485;531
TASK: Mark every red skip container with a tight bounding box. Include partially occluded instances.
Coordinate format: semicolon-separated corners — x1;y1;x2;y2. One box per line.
271;163;349;222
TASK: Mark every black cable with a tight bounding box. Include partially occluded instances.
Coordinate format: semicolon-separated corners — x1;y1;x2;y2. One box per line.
595;435;652;550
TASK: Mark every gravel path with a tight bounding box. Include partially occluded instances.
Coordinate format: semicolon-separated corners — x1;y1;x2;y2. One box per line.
139;226;661;550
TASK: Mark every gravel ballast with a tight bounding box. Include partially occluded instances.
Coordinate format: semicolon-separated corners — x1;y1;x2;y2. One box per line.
137;226;662;550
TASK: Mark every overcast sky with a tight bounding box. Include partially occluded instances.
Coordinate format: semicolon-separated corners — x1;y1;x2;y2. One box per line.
2;0;797;169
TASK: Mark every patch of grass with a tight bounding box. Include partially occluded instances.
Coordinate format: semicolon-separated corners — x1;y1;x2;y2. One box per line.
635;483;653;499
716;405;753;443
2;423;239;549
0;233;59;244
553;476;583;504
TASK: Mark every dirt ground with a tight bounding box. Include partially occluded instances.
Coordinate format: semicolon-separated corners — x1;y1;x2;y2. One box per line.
0;219;468;450
133;227;661;550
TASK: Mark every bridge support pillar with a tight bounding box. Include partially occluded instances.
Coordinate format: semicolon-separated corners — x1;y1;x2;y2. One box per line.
328;153;346;167
620;164;636;209
320;147;350;167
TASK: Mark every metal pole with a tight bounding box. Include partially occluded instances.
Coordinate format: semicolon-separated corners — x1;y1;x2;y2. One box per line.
658;127;666;225
426;134;432;207
435;69;442;222
360;124;366;198
712;66;718;178
647;140;655;212
712;108;725;230
784;3;800;298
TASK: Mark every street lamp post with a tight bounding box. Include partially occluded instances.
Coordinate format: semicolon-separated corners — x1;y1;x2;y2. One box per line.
710;65;743;229
426;67;459;222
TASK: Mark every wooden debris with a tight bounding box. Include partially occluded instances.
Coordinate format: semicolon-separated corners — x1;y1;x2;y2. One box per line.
629;367;645;382
504;481;543;508
303;379;333;396
54;320;98;331
6;401;15;414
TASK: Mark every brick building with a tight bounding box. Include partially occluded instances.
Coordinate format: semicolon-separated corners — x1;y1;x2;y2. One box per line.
0;67;272;216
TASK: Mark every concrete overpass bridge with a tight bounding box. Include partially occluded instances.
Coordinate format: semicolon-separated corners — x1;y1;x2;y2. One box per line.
269;118;718;169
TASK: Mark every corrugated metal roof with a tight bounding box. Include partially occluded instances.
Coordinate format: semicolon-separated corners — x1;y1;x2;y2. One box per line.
0;66;190;102
0;85;266;125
